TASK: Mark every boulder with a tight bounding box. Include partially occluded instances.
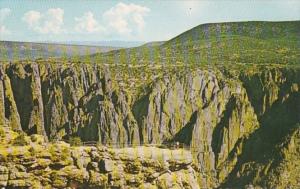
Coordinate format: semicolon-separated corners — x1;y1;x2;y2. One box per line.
99;159;115;173
62;165;89;184
29;158;51;170
124;161;141;174
88;171;107;187
51;171;68;188
71;148;91;169
7;179;30;188
90;150;100;162
87;162;99;171
0;166;8;187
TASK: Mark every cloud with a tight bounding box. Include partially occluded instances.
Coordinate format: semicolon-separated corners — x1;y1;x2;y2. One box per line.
0;8;11;22
22;10;41;27
103;2;150;34
0;25;10;35
0;8;11;35
75;11;105;33
22;8;65;34
21;3;150;36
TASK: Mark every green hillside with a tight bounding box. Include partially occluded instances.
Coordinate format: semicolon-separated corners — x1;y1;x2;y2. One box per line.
96;21;300;65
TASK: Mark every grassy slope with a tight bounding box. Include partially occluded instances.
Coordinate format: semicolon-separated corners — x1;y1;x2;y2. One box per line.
95;21;300;65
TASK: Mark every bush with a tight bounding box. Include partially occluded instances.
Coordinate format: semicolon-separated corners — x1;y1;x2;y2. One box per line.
69;136;82;146
28;146;37;156
12;133;29;146
0;128;5;138
30;134;45;144
61;148;70;161
49;137;59;144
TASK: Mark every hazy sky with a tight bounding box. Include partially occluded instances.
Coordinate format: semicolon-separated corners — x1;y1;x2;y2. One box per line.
0;0;299;42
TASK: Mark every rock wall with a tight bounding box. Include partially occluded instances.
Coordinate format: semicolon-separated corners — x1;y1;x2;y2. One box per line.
0;62;299;188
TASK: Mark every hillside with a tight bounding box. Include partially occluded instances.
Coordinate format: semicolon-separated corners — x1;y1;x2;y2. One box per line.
0;41;121;61
93;21;300;65
0;21;299;189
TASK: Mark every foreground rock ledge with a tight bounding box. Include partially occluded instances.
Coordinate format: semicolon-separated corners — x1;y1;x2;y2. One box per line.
0;133;200;189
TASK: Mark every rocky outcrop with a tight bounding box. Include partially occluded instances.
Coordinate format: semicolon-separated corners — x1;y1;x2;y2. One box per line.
0;62;299;188
0;132;200;189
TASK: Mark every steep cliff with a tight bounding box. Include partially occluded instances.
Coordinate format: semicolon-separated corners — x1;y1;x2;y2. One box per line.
0;62;299;188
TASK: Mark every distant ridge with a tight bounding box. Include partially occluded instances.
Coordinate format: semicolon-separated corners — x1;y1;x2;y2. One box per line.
0;41;121;61
44;41;146;48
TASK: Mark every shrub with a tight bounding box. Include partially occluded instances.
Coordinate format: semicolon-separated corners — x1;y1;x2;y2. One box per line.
49;137;59;144
0;128;5;138
30;135;38;142
61;148;70;161
28;146;37;156
12;133;29;146
49;145;70;163
69;136;82;146
30;134;45;144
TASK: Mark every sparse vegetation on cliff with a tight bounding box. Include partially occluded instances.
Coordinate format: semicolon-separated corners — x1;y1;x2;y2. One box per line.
69;136;82;146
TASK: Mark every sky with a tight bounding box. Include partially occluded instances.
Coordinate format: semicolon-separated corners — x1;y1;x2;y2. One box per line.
0;0;299;43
